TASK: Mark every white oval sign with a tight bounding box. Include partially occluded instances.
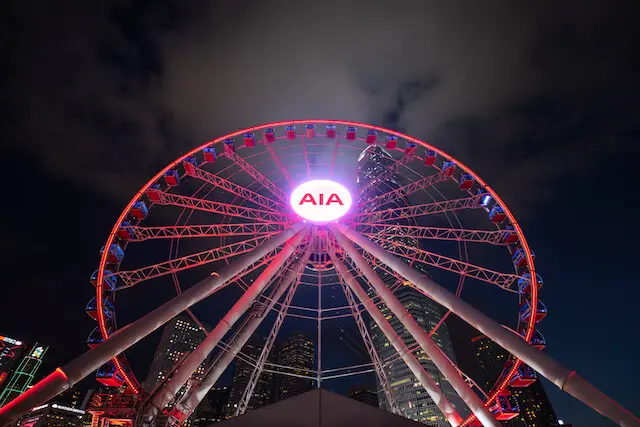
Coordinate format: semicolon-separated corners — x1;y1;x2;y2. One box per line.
290;180;352;223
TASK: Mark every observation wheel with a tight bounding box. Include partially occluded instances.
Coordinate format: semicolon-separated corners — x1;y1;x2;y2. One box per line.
89;120;541;427
4;121;637;427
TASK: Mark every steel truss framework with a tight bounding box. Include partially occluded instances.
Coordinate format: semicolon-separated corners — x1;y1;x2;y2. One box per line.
1;121;637;427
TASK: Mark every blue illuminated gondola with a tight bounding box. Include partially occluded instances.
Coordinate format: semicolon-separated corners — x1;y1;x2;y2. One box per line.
96;361;125;388
183;156;198;168
87;325;112;349
502;225;518;244
145;184;162;202
90;269;117;290
117;221;135;241
346;126;356;140
489;205;506;223
223;138;235;154
86;297;115;321
243;132;255;148
264;127;275;143
101;244;124;264
512;247;535;267
530;329;546;350
510;364;537;387
405;141;417;157
386;135;398;150
203;147;217;162
459;173;474;190
131;201;149;219
285;125;296;140
325;124;336;138
306;124;316;138
520;299;547;324
366;129;377;144
490;392;519;420
518;273;543;294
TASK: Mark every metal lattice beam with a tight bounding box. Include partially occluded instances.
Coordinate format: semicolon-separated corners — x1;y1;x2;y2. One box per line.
155;191;288;223
356;224;507;245
112;235;276;288
359;170;450;210
129;223;285;241
226;152;289;203
353;194;482;223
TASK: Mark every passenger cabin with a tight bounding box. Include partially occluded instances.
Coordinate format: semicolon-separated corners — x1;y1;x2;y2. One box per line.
325;124;336;138
476;188;492;207
244;132;255;148
520;299;547;324
96;361;125;388
87;326;111;349
512;248;535;267
101;244;124;264
164;170;180;187
488;205;506;223
203;147;217;163
518;273;543;294
502;225;518;244
285;125;296;140
264;127;276;143
510;364;537;387
86;297;115;321
223;138;235;154
386;135;398;150
366;129;377;144
305;124;316;138
442;161;456;177
183;156;198;168
182;158;196;174
145;184;162;202
117;221;135;241
405;141;417;157
424;149;437;166
459;173;474;190
90;269;117;290
346;126;356;140
530;329;546;350
131;201;149;219
490;392;520;420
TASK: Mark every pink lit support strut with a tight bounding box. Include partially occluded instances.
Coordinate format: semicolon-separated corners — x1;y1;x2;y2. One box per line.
0;225;304;426
330;254;463;426
333;223;640;427
142;227;308;423
331;227;500;427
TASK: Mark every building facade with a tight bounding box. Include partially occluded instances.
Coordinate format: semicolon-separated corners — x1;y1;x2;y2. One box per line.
356;145;464;425
0;335;26;392
348;386;379;408
276;332;315;401
17;403;85;427
0;342;48;407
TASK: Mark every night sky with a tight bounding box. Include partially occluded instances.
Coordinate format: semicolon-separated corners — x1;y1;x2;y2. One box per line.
1;2;640;426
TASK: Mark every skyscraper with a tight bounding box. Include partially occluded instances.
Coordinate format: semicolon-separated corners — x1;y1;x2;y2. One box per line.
472;334;559;427
348;386;379;408
225;337;275;415
357;145;463;425
0;335;26;392
143;315;209;395
276;332;315;401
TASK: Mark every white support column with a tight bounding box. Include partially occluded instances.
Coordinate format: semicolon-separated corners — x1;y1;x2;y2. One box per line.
0;225;305;426
331;255;462;426
333;223;640;427
331;227;500;427
171;251;310;423
143;227;308;423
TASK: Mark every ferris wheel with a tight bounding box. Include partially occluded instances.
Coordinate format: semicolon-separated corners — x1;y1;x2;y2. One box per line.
1;120;638;427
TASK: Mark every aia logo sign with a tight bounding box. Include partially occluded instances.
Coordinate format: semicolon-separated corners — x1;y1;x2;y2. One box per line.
290;180;352;222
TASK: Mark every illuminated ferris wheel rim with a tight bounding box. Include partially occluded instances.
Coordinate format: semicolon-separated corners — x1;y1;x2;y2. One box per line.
94;119;539;425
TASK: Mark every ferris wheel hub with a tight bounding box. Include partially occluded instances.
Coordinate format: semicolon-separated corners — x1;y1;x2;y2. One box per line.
290;179;352;223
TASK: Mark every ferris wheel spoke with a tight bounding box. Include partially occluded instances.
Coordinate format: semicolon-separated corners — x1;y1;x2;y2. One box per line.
112;235;277;289
264;142;295;188
373;236;519;291
152;191;290;223
356;155;409;201
353;194;483;223
356;223;508;245
225;151;289;203
184;163;288;212
128;223;286;241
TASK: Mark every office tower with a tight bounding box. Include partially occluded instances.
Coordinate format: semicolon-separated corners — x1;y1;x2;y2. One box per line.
357;145;463;425
276;332;315;401
226;337;275;414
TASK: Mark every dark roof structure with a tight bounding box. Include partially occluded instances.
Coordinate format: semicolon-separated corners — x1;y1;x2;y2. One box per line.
214;388;424;427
